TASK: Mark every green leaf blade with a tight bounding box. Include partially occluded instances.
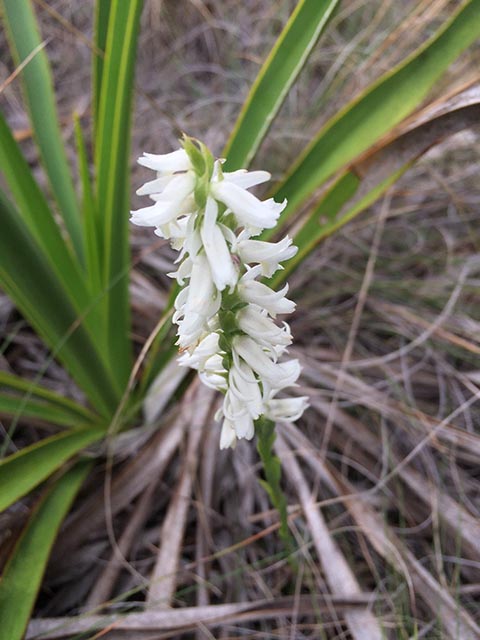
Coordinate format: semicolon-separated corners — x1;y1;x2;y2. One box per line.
0;112;108;351
0;462;90;640
93;0;112;134
223;0;339;170
74;115;103;299
0;191;120;416
1;0;84;259
95;0;144;389
268;0;480;235
0;428;102;513
0;370;97;427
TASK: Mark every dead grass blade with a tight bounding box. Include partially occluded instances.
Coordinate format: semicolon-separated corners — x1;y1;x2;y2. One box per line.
283;424;480;640
85;478;158;609
302;357;480;460
147;386;215;608
52;415;186;567
308;399;480;563
27;594;375;639
275;433;383;640
194;423;218;617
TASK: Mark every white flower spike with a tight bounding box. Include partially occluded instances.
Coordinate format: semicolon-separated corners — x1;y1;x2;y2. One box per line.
132;136;308;448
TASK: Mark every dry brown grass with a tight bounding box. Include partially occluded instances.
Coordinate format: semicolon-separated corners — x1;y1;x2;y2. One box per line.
1;1;480;638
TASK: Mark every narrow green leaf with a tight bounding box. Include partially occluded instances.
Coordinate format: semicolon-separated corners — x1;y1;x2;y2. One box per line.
1;0;83;259
256;417;293;552
0;191;119;416
0;394;92;428
0;462;90;640
0;370;96;426
93;0;112;134
95;0;144;388
0;428;101;513
280;169;404;282
267;0;480;236
0;371;94;419
274;99;480;284
223;0;339;170
0;112;108;355
73;115;103;298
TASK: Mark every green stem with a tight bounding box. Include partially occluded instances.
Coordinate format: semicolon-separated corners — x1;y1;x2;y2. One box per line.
256;417;294;554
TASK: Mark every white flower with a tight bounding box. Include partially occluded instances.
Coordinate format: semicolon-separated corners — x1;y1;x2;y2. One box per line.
222;390;255;440
175;254;220;348
177;332;220;369
235;235;297;277
136;174;176;196
228;358;263;419
211;180;286;232
222;169;271;190
264;396;310;422
238;271;296;317
237;305;291;356
233;335;301;390
220;417;237;449
134;140;307;449
200;197;238;291
138;149;192;172
198;354;227;391
130;172;196;228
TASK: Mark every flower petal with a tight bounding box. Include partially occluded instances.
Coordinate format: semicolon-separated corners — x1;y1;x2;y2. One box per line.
239;280;295;316
138;149;192;172
211;180;286;230
222;170;271;190
136;174;174;196
220;418;237;449
236;236;297;276
200;197;238;291
265;396;309;422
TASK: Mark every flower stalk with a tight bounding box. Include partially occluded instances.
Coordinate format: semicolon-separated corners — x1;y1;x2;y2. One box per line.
256;416;293;553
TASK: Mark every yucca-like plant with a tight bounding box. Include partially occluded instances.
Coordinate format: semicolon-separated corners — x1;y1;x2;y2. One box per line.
0;1;479;637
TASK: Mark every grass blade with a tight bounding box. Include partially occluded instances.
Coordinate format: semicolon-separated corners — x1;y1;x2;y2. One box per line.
93;0;112;135
0;112;108;351
0;429;102;513
0;190;119;416
1;0;83;259
0;394;92;429
0;370;97;427
73;114;103;298
95;0;144;389
275;98;480;283
267;0;480;236
0;462;91;640
223;0;339;170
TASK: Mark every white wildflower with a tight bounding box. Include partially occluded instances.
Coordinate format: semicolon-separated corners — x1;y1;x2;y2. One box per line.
138;148;192;172
219;417;237;450
200;197;237;291
133;137;308;449
237;305;292;355
238;272;296;317
210;180;286;232
264;396;310;422
235;234;297;277
175;254;220;348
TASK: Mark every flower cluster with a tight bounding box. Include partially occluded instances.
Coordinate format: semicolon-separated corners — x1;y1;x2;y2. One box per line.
131;137;308;448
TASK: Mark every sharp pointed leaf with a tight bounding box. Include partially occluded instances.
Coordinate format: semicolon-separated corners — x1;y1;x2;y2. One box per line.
0;462;91;640
0;428;102;513
223;0;339;169
2;0;83;259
